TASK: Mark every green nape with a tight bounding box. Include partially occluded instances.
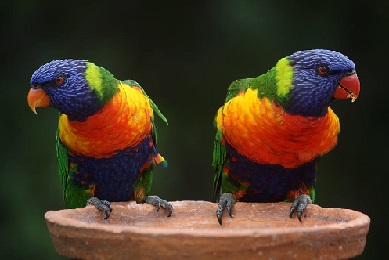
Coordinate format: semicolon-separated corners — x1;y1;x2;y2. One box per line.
85;62;119;105
224;57;294;106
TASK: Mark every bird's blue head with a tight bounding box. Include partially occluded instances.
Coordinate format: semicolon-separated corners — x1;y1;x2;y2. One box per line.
28;59;118;121
280;49;360;117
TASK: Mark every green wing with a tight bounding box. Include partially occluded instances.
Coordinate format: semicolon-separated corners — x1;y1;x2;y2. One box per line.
212;78;255;202
56;127;68;202
212;130;226;202
213;79;251;202
56;125;92;208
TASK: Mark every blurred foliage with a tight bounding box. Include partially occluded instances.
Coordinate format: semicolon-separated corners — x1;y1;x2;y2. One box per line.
1;0;387;258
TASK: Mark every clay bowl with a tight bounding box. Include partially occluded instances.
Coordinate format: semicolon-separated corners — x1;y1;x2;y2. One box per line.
45;200;370;259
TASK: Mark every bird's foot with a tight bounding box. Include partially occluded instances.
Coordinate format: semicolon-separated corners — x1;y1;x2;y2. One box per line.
145;195;173;217
216;193;235;225
289;194;312;222
86;197;113;219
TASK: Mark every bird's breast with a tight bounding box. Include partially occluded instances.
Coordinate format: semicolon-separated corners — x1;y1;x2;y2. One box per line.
216;88;340;168
58;85;153;158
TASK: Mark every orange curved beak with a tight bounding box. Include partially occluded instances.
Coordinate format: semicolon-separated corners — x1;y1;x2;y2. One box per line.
27;88;51;114
333;74;360;103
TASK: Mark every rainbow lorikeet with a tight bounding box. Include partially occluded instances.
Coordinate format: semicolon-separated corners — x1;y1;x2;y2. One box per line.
213;49;360;225
27;60;172;218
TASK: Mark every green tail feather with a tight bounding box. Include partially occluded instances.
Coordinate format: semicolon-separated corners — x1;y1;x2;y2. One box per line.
212;131;226;201
212;131;226;175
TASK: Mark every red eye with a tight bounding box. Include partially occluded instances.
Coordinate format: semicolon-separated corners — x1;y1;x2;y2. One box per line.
55;75;65;85
317;65;328;75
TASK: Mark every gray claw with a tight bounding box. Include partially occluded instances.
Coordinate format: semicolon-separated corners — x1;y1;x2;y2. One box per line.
86;197;113;219
145;195;173;217
216;193;235;225
289;194;312;222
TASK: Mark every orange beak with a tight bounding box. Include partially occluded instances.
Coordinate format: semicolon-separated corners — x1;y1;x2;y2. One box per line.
333;74;360;103
27;88;51;114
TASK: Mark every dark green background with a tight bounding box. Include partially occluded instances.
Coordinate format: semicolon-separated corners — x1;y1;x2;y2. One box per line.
1;1;387;259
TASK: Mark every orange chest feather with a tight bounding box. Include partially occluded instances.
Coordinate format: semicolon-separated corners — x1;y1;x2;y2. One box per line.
216;89;340;168
58;85;153;158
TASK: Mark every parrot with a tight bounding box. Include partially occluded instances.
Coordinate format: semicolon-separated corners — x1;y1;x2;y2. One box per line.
212;49;360;225
27;59;172;218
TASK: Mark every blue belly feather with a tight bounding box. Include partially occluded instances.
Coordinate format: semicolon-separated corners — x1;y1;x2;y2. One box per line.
68;136;157;201
225;143;318;202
